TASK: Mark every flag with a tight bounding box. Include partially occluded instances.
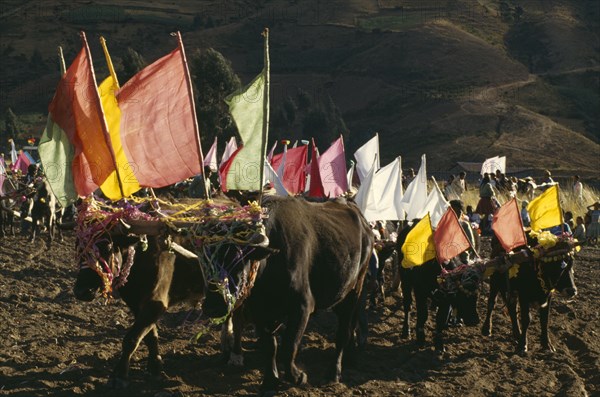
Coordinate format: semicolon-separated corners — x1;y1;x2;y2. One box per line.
307;139;325;198
38;33;116;207
481;156;506;176
492;198;527;252
401;214;436;268
220;137;238;168
354;156;377;216
203;137;218;172
527;185;563;231
279;145;307;194
267;141;277;162
347;160;355;189
416;177;449;227
354;134;379;182
98;36;141;200
12;151;31;174
356;157;405;222
0;156;6;175
434;208;472;263
221;69;268;190
318;136;348;197
400;154;428;220
117;34;203;189
9;140;17;164
263;158;288;196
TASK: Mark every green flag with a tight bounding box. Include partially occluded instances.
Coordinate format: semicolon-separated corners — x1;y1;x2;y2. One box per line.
222;69;268;191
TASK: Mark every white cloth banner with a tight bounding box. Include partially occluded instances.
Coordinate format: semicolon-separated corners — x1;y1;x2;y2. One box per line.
354;133;380;182
400;154;428;220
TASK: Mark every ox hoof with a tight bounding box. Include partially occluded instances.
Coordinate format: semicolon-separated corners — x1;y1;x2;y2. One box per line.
516;347;528;356
148;356;164;376
401;328;410;339
227;352;245;367
481;326;491;337
542;343;556;353
109;376;130;389
286;370;308;386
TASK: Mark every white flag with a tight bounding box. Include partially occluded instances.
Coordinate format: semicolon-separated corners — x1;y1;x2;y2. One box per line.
481;156;506;176
354;133;380;182
400;154;428;221
264;157;288;196
220;137;238;168
203;137;218;172
416;176;449;227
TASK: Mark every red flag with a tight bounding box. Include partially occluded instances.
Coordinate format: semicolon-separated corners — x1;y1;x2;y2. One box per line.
434;208;472;263
318;135;348;197
308;139;325;198
117;46;202;188
492;198;527;252
279;145;307;194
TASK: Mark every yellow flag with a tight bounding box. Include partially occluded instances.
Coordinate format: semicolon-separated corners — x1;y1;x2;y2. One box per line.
98;37;141;200
527;185;563;231
401;213;437;268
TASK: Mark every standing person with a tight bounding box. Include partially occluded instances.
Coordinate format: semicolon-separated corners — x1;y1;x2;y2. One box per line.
521;200;531;228
573;175;583;203
539;170;555;192
476;175;497;234
452;171;467;200
444;175;459;201
573;216;586;242
586;201;600;244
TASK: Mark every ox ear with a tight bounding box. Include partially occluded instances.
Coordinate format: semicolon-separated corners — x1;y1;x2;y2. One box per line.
246;246;279;262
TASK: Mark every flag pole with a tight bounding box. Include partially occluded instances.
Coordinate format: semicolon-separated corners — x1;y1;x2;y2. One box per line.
58;46;66;76
258;28;270;206
176;31;209;199
80;31;125;199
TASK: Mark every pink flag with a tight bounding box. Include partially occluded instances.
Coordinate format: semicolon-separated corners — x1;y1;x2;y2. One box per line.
307;139;325;198
280;145;307;194
492;198;527;252
318;136;348;197
203;137;218;172
12;151;31;175
117;46;202;188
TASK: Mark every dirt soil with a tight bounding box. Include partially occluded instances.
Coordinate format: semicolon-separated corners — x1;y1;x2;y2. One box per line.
0;233;598;397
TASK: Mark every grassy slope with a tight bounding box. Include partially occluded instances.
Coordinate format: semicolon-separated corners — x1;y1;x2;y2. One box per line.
1;0;598;175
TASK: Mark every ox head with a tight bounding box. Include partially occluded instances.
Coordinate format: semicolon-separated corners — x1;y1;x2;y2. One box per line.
528;234;578;299
202;232;277;319
73;221;138;301
452;271;480;327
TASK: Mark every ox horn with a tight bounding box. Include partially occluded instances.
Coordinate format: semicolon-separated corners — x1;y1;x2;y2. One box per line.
248;232;270;248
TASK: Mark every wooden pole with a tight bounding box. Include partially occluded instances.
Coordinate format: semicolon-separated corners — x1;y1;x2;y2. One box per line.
176;31;209;199
258;28;270;205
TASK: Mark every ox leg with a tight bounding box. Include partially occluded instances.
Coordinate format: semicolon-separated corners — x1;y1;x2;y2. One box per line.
223;310;245;367
112;301;167;388
517;296;530;354
401;287;412;339
540;296;555;352
434;303;451;352
481;276;499;336
143;325;164;376
332;290;361;384
506;291;521;342
258;329;280;394
282;298;314;385
389;253;402;295
415;292;429;347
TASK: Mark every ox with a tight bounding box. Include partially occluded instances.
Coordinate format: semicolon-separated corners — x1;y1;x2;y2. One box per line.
396;221;481;352
219;196;373;394
481;235;577;354
73;223;273;388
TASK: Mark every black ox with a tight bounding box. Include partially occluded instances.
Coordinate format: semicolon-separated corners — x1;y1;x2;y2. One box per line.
481;234;577;354
219;196;374;394
396;221;481;352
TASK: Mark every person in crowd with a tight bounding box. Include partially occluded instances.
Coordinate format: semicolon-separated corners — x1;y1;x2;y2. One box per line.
585;201;600;244
539;170;555;192
521;200;531;228
451;171;467;200
476;175;497;234
444;174;459;201
564;211;575;231
573;175;583;203
573;216;586;242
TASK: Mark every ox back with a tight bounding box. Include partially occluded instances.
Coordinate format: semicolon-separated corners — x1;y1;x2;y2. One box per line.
482;235;577;354
237;196;373;393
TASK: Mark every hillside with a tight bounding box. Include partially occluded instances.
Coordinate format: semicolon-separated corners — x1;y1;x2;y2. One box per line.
0;0;598;176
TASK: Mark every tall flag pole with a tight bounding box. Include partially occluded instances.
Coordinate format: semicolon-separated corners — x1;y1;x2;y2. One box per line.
58;46;66;76
258;28;270;205
176;31;208;198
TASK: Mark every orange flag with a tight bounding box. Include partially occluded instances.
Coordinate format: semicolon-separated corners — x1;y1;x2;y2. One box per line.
434;208;472;263
492;198;527;252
